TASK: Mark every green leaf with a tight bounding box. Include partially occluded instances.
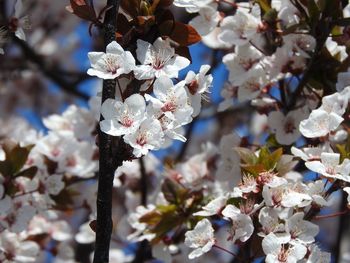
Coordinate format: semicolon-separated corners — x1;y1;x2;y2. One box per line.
226;197;241;207
161;178;188;204
241;163;266;177
139;210;162;225
256;0;271;12
14;166;38;179
264;148;283;170
9;146;31;174
0;142;33;176
235;147;258;165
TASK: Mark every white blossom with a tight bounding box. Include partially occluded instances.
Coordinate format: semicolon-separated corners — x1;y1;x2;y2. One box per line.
123;118;164;158
100;94;146;137
221;204;254;243
134;38;190;80
262;233;307;263
306;153;350;182
87;41;135;79
184;65;213;117
184;219;215;259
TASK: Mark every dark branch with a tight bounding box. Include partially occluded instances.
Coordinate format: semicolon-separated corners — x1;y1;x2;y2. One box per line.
12;36;90;100
93;0;121;262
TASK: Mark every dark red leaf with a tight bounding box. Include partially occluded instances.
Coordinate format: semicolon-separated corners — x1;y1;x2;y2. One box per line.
160;21;201;46
69;0;97;22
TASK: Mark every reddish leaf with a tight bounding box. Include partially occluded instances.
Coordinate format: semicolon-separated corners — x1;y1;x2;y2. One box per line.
69;0;97;22
158;0;174;7
117;13;133;35
121;0;141;19
160;21;201;46
150;0;174;12
157;9;174;24
89;220;97;232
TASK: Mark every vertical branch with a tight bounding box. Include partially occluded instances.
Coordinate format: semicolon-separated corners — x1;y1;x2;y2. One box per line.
335;192;347;263
93;0;120;262
139;157;147;206
131;157;150;263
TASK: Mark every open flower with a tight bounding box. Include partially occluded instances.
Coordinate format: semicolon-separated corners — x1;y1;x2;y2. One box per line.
189;4;219;36
299;109;344;138
285;212;319;244
123;118;164;157
223;44;263;86
145;76;193;125
262;233;307;263
305;152;350;182
87;41;135;79
184;219;215;259
218;6;261;47
268;107;308;145
134;37;190;80
100;94;146;137
221;204;254;243
184;65;213;117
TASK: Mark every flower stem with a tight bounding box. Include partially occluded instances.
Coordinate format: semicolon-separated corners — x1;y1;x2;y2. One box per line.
314;210;349;220
213;244;237;257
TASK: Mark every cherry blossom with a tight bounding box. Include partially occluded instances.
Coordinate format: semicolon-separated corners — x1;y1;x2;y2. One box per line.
87;41;135;79
184;65;213;117
285;212;319;244
221;204;254;244
184;218;215;259
268;107;308;145
223;44;263;86
134;38;190;80
218;5;261;47
100;94;146;137
262;233;307;263
145;76;193;125
123;118;164;158
189;4;220;36
305;153;350;182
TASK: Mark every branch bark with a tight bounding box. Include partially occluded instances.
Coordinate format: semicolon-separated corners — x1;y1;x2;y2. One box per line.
93;1;121;262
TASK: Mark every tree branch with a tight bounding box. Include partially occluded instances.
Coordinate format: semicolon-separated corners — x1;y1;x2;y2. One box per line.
12;36;90;100
93;0;121;262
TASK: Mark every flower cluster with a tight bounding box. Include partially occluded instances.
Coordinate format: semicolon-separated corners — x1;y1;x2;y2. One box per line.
0;104;98;262
88;38;212;157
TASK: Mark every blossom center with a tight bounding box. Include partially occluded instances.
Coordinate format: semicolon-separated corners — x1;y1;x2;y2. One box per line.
103;54;119;74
